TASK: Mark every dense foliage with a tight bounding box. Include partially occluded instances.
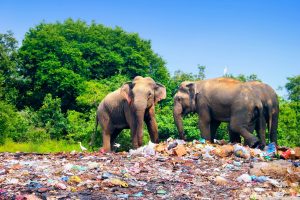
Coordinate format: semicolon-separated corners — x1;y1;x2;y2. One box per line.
0;19;299;151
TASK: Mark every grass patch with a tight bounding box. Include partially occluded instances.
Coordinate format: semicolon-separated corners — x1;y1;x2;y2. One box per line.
0;139;90;153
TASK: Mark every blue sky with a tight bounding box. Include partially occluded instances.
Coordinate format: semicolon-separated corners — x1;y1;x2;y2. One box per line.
1;0;299;97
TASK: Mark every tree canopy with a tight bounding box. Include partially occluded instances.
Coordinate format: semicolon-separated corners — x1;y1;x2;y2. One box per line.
17;19;169;111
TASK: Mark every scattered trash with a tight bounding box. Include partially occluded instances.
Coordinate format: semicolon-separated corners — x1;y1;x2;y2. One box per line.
234;144;250;159
214;145;234;157
105;178;128;187
157;189;167;195
265;142;277;157
173;144;187;156
215;176;228;185
251;175;267;183
237;174;252;182
0;140;299;199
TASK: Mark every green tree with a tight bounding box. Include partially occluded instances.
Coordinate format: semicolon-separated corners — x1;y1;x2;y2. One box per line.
37;94;67;139
0;31;19;104
285;75;300;102
17;19;170;111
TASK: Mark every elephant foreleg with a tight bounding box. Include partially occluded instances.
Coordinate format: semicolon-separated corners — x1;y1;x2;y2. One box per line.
144;107;159;143
198;108;212;142
210;120;221;141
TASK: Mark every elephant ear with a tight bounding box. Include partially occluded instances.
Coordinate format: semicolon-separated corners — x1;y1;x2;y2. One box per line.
120;81;133;104
154;83;166;104
186;83;196;100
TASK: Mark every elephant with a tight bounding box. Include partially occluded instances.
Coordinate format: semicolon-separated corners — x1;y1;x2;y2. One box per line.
90;76;166;152
173;77;265;148
229;81;279;145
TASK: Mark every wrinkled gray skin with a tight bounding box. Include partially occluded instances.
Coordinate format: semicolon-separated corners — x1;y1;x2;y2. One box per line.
229;81;279;145
90;76;166;152
173;78;265;148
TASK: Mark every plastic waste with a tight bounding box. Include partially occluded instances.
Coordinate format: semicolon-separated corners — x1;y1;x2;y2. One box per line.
167;141;178;150
116;194;129;199
55;182;67;190
108;178;128;187
203;151;213;160
265;142;277;157
293;162;300;167
102;172;117;179
234;144;250;159
72;165;87;171
27;181;43;189
237;174;252;182
68;176;81;184
233;161;242;167
157;189;167;195
251;175;267;183
61;176;69;182
132;191;143;197
280;149;291;159
199;138;206;144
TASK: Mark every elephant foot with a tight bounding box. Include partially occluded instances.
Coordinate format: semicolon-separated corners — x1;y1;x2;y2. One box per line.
246;136;260;148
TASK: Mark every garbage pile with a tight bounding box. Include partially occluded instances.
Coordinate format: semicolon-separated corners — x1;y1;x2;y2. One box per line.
0;139;299;200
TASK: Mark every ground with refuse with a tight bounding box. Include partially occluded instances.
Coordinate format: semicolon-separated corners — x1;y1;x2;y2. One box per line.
0;139;299;200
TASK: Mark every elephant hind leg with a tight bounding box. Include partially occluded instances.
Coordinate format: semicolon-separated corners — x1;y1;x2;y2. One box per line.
111;129;122;150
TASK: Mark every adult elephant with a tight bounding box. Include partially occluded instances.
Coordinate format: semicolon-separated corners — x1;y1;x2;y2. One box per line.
173;78;265;147
90;76;166;152
230;81;279;144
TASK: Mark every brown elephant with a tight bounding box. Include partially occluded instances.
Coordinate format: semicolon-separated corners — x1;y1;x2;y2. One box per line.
90;76;166;151
173;78;265;147
229;81;279;145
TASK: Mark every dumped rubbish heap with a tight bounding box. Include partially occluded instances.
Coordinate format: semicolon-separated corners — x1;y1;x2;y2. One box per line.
0;139;299;200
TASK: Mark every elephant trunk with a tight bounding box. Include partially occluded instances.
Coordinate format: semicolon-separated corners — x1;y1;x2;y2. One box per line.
173;103;185;140
133;100;147;147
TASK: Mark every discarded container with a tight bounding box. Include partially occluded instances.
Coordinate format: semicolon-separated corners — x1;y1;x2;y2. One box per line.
234;144;250;159
281;149;291;159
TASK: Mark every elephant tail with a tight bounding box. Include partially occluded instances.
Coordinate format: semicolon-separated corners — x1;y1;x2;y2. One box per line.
89;112;99;146
268;104;272;134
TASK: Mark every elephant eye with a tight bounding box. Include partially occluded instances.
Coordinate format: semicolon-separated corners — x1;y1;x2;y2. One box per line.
148;92;152;97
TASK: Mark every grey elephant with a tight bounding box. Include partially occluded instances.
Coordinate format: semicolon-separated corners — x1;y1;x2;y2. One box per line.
229;81;279;145
90;76;166;152
173;77;265;147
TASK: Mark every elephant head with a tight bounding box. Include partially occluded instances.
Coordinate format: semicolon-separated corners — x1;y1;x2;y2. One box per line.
173;81;197;139
120;76;166;147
